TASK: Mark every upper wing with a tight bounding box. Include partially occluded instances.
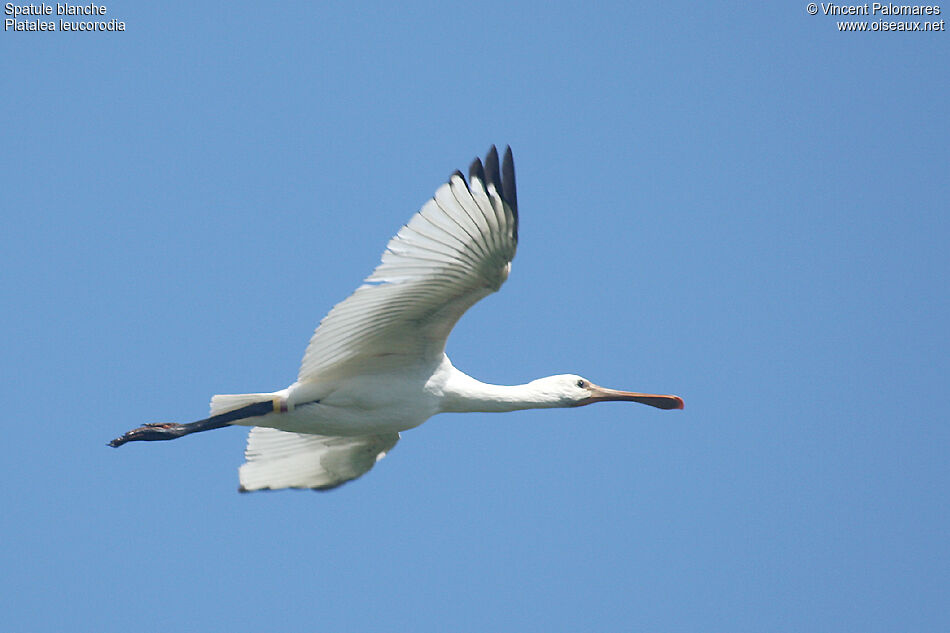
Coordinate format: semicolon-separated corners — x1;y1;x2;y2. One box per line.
239;427;400;492
297;146;518;382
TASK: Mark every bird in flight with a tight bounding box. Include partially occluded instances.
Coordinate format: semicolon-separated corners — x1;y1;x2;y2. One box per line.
109;146;683;491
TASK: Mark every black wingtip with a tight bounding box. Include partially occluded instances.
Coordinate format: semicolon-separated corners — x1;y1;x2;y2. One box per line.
451;169;466;186
467;146;517;240
484;145;501;193
469;156;485;185
501;145;517;214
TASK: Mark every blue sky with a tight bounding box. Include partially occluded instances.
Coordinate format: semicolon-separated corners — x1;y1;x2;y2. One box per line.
2;2;947;631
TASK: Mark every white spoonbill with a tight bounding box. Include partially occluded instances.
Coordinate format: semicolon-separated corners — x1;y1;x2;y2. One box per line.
110;146;683;491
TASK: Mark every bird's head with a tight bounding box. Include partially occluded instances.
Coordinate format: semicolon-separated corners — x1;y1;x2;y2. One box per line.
532;374;685;410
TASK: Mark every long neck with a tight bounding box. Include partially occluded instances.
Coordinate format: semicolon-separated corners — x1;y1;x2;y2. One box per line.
439;367;565;413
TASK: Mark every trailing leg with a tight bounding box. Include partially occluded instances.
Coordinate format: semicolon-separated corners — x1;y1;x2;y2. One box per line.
108;400;278;448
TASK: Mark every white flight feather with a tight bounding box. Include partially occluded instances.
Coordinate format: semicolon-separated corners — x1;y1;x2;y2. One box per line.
239;427;399;491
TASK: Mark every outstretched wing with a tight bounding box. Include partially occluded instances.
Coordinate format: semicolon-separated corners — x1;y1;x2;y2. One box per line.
239;427;400;492
298;146;518;382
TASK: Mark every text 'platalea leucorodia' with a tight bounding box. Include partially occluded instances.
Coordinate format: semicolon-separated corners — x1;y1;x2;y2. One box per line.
110;147;683;491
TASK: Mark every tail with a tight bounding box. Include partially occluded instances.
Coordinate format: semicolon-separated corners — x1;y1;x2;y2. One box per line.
210;392;285;416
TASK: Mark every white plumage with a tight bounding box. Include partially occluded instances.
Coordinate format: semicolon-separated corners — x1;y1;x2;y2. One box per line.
239;428;399;492
110;146;683;492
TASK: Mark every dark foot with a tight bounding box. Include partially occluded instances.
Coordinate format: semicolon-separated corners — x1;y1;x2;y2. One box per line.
108;423;187;448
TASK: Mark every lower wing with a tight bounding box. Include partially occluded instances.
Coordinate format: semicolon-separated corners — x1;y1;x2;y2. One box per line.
238;427;400;492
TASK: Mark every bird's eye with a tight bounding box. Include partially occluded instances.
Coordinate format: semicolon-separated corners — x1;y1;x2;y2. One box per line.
576;379;586;388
